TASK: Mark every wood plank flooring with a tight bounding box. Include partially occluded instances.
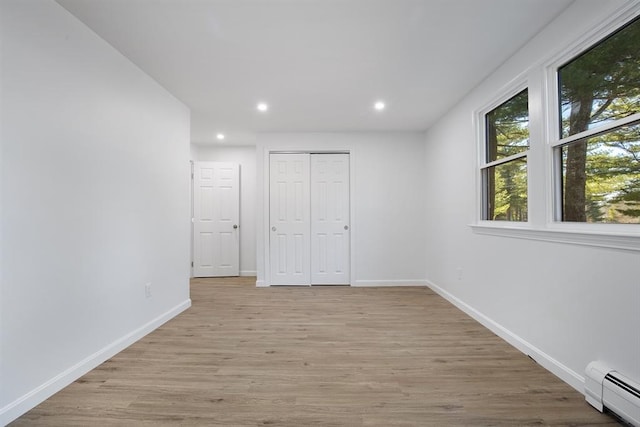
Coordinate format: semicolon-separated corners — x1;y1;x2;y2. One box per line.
12;277;620;426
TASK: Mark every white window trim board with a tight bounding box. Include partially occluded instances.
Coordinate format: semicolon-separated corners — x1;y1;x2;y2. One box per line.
470;223;640;252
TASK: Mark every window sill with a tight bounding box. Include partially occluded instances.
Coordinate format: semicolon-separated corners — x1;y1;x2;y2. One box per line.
469;222;640;252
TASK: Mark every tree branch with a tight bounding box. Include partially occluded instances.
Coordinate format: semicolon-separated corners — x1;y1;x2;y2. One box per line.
589;98;614;122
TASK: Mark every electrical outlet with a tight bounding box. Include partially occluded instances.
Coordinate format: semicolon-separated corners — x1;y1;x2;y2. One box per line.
456;267;463;281
145;283;152;298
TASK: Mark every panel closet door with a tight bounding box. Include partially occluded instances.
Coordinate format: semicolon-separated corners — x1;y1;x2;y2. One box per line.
269;154;311;285
269;153;350;286
310;154;350;284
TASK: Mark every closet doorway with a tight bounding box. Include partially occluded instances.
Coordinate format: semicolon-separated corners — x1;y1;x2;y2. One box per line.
269;153;350;285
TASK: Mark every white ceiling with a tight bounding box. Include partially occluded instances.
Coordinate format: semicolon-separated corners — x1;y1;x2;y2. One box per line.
56;0;573;145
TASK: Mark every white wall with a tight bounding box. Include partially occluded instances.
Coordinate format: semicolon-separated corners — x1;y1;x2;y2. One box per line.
423;0;640;393
256;133;427;286
0;1;191;423
190;144;257;275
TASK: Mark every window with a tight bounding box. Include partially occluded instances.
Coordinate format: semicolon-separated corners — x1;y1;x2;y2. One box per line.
481;89;529;221
555;17;640;223
473;8;640;250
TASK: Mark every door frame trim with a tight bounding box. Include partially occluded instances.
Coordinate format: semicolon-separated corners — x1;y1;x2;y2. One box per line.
262;149;355;286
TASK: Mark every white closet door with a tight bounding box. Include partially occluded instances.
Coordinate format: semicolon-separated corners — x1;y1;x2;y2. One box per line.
311;154;350;284
269;154;311;285
193;162;240;277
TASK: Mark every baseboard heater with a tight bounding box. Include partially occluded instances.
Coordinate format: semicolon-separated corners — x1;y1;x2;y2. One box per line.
585;361;640;426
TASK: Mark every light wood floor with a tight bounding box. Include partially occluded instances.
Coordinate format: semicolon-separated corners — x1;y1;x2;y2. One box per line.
13;277;620;426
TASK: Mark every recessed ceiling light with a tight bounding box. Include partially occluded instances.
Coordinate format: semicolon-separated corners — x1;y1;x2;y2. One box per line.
374;101;386;111
216;133;225;141
257;102;269;112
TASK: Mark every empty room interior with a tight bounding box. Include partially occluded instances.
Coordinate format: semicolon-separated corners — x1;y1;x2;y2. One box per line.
1;0;639;425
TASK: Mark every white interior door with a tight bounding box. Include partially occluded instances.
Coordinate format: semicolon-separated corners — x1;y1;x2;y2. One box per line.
193;162;239;277
269;154;310;285
311;154;350;284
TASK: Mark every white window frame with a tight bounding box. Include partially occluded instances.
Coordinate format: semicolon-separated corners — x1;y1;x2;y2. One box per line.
545;6;640;236
471;3;640;252
476;80;530;225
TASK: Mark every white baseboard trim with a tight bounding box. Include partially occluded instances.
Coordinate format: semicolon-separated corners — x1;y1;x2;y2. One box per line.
255;279;428;287
240;270;257;277
352;279;428;287
425;279;584;394
0;299;192;426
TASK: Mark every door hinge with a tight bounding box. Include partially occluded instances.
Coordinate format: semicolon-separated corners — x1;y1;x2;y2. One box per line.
191;261;194;267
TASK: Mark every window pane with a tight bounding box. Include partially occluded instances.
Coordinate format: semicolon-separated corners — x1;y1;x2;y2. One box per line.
561;121;640;223
483;158;528;221
486;89;529;162
558;17;640;138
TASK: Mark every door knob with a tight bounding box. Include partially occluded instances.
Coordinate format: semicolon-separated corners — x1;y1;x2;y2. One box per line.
344;225;349;230
272;226;277;231
233;224;238;229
